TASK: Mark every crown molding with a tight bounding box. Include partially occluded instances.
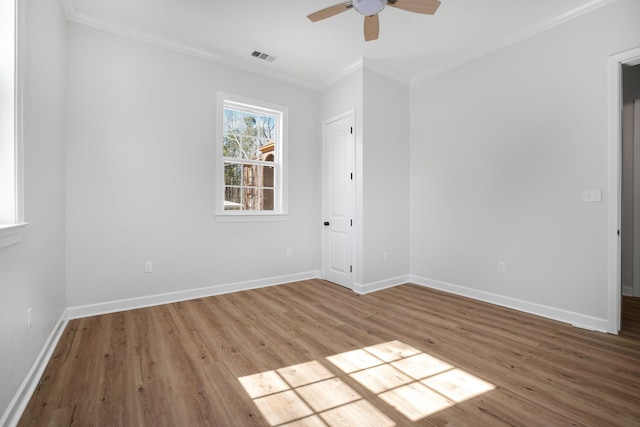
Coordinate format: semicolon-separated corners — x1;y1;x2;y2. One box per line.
318;59;364;89
362;57;411;86
62;0;322;91
61;0;76;18
411;0;618;85
62;0;619;91
318;57;411;90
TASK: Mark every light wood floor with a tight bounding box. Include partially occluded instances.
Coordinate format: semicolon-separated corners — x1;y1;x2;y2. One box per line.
19;280;640;426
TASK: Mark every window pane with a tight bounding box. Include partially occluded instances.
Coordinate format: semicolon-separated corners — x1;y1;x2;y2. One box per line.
222;109;244;158
242;164;274;188
224;163;275;210
224;163;242;186
244;164;258;187
243;187;260;210
224;187;242;210
263;165;274;188
223;107;278;162
239;188;274;211
243;115;260;160
263;189;274;211
223;133;243;158
260;150;275;163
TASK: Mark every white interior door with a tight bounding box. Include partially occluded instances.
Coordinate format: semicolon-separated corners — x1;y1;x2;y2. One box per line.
323;113;354;289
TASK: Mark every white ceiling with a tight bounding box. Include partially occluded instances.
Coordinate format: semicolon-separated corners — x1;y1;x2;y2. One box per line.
63;0;612;89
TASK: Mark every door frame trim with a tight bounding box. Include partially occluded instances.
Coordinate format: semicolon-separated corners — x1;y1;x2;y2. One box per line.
607;46;640;334
321;110;356;289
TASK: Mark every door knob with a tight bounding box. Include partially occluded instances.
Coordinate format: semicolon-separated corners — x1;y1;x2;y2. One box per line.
324;221;330;226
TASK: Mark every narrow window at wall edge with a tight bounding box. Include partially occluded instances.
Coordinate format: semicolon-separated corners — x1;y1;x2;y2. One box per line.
215;92;288;222
0;0;27;249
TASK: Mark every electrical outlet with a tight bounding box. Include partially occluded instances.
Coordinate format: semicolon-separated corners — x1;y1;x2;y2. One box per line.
27;308;32;331
286;248;292;257
383;252;389;262
498;262;506;273
144;261;153;273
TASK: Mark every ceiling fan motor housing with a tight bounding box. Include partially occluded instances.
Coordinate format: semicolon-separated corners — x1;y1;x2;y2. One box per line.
352;0;386;16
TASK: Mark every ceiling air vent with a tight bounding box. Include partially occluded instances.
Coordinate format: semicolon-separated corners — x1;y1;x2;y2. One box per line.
251;50;276;62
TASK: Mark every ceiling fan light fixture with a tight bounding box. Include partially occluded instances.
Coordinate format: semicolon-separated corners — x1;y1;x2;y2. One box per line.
352;0;386;16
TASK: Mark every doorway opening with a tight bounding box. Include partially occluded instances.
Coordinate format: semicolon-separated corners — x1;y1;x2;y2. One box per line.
609;46;640;334
621;63;640;335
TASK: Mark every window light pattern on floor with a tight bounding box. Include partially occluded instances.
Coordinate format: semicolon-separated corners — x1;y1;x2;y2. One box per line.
328;340;495;422
238;340;494;426
239;360;394;426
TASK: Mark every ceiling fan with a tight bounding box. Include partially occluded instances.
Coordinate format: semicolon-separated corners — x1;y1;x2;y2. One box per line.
307;0;441;41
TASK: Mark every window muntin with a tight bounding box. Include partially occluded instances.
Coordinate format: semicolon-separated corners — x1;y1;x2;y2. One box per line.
217;94;287;219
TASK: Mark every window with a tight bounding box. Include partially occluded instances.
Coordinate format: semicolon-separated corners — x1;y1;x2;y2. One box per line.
0;0;25;248
216;93;288;221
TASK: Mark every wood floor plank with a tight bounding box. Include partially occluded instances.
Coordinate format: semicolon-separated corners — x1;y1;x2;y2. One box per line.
18;281;640;426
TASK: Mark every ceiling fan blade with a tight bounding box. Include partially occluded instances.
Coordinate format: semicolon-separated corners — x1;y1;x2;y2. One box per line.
364;14;379;41
307;2;352;22
389;0;441;15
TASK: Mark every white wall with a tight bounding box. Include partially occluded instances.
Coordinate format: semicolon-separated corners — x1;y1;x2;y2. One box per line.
362;68;410;285
410;0;640;322
0;0;67;421
65;24;322;307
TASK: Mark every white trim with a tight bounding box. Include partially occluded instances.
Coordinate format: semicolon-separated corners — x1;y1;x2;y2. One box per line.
215;213;288;223
66;271;321;319
608;46;640;334
622;285;634;296
0;0;24;229
0;311;69;427
608;53;622;334
62;2;320;91
411;275;609;333
61;0;76;17
319;60;364;90
411;0;617;84
14;0;25;225
322;58;411;89
362;57;410;86
352;275;410;295
63;0;617;91
0;222;27;249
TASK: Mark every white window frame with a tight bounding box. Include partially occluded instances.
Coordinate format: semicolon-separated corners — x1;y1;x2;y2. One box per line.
0;0;26;249
216;92;288;222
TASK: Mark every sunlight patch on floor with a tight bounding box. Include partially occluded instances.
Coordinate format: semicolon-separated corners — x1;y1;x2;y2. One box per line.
239;360;394;426
238;340;494;426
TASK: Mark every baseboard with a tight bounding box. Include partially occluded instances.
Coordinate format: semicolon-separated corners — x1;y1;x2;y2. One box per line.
66;271;321;319
411;275;609;333
352;275;411;295
622;285;634;296
1;311;69;427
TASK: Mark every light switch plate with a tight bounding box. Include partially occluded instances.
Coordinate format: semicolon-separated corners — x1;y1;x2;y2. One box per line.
583;189;602;202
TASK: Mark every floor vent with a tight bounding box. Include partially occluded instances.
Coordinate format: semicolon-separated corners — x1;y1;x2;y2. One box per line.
251;50;276;62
